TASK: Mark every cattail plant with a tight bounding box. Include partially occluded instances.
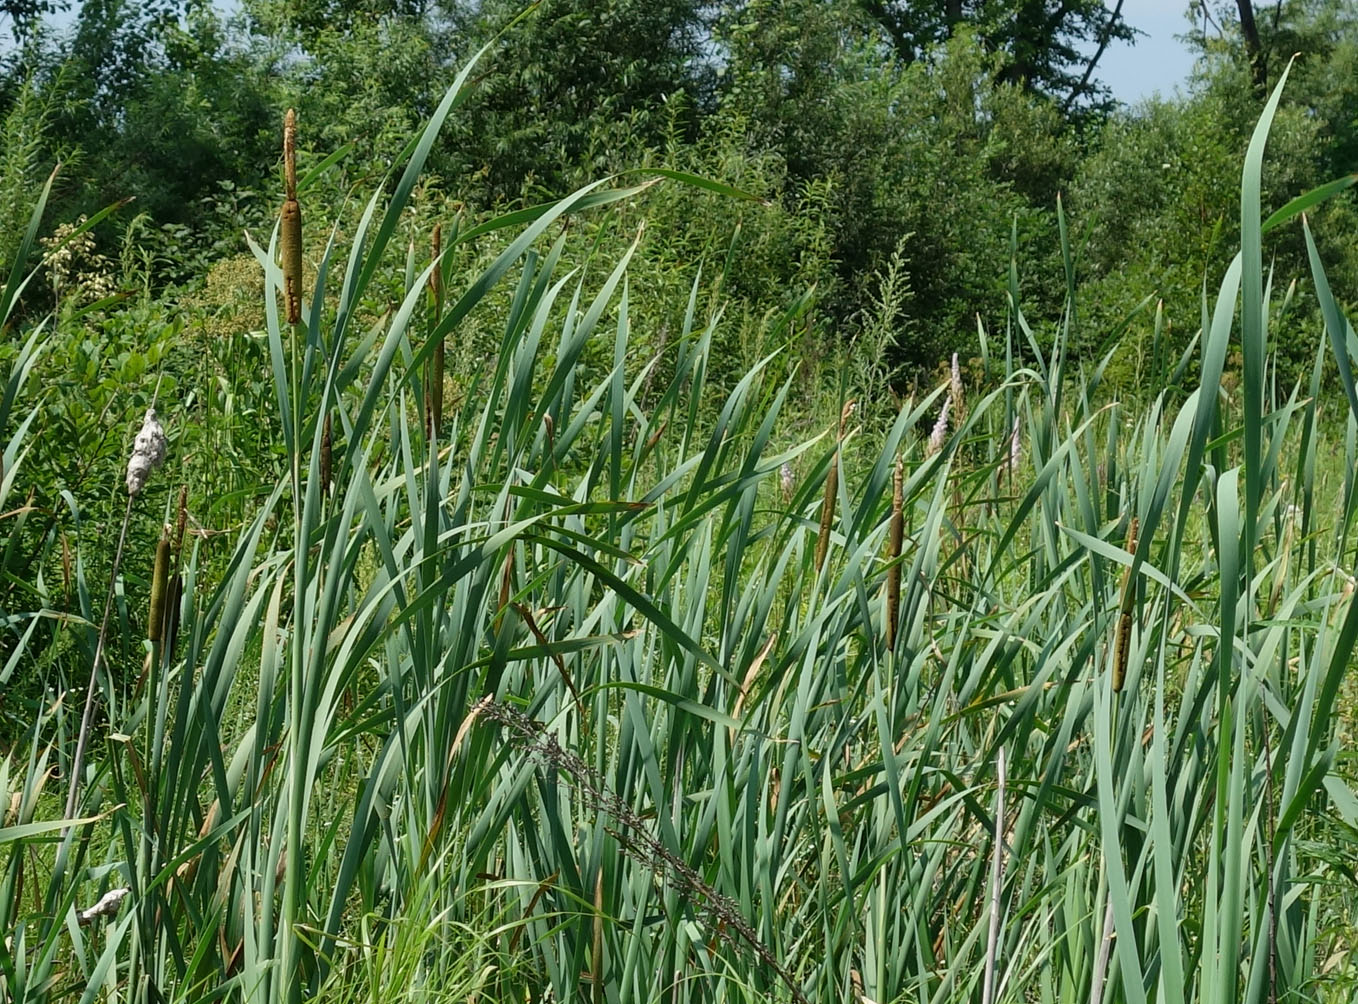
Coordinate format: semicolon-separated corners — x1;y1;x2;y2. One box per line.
66;407;168;823
280;109;303;326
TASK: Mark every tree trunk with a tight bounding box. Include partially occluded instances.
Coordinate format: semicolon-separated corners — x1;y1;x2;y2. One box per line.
1236;0;1267;94
945;0;962;34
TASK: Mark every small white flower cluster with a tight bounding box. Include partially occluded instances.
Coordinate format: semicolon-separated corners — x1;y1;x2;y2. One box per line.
41;216;117;303
126;409;167;496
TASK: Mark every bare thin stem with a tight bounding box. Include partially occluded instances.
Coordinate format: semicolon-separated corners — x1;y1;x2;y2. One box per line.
63;495;135;827
982;746;1007;1004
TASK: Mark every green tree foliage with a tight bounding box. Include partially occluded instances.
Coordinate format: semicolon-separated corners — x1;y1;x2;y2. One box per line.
715;7;1076;363
0;0;67;40
854;0;1135;106
442;0;713;199
2;0;1355;387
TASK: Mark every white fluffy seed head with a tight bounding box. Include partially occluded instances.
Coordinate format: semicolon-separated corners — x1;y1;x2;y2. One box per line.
126;408;167;496
927;395;952;457
77;886;129;925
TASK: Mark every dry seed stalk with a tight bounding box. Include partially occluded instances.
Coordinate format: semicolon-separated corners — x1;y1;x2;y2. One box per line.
1112;516;1139;692
281;109;303;326
886;456;904;650
474;697;810;1004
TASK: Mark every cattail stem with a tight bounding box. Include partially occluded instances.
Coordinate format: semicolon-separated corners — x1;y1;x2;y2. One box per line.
430;223;444;431
815;401;856;572
64;497;134;826
592;867;605;1004
886;456;903;650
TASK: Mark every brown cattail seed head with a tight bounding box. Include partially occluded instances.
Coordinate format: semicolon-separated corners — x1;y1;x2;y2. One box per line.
281;109;303;325
281;199;303;325
126;408;167;496
1112;516;1140;692
815;451;837;571
148;533;171;644
320;412;332;496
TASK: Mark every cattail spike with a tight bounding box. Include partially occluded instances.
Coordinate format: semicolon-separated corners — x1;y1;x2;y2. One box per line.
320;412;332;496
815;451;837;571
281;110;303;325
1112;516;1140;692
148;533;171;644
283;108;298;200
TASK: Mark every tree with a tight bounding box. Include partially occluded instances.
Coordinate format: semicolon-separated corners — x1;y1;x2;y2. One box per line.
856;0;1135;109
0;0;68;41
442;0;712;198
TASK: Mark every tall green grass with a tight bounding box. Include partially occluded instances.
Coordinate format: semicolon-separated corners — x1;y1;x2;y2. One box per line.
4;57;1358;1004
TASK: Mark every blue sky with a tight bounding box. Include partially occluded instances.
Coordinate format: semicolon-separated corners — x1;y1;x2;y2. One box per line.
1095;0;1201;103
